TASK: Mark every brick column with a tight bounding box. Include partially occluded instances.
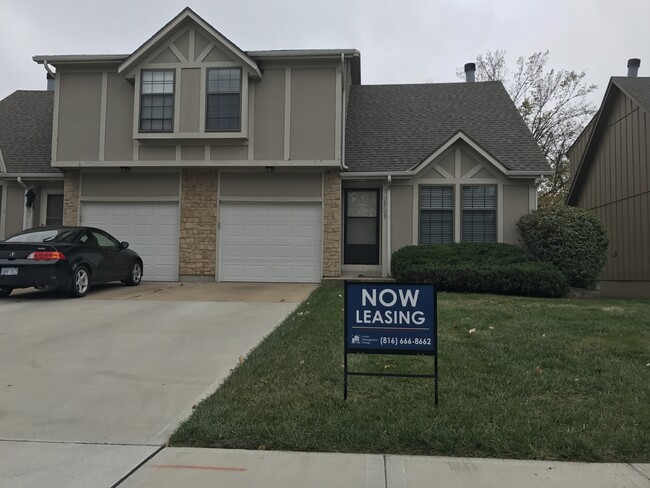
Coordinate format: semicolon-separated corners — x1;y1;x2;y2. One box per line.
179;169;218;280
63;169;80;226
322;169;341;277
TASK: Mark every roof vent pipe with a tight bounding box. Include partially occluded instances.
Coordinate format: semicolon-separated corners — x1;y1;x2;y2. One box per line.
627;58;641;77
464;63;476;82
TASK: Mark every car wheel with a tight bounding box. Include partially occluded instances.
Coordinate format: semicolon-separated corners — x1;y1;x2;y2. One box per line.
0;287;12;298
124;261;142;286
69;265;90;298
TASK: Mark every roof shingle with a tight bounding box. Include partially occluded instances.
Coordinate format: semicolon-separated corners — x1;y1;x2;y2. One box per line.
612;77;650;113
344;81;549;173
0;90;57;174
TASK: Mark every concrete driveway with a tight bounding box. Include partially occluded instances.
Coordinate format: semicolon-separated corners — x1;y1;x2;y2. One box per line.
0;282;316;487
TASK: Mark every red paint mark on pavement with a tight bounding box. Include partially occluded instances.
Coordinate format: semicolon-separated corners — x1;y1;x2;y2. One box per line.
150;464;248;472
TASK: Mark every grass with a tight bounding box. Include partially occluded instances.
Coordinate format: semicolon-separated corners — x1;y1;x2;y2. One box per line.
170;287;650;462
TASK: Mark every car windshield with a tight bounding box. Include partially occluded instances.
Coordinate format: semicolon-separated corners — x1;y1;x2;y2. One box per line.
4;229;78;244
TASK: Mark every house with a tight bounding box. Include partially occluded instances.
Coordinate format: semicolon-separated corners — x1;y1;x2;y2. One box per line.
30;7;550;283
567;59;650;298
0;88;64;239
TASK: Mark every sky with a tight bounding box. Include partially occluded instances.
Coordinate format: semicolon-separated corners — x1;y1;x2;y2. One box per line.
0;0;648;106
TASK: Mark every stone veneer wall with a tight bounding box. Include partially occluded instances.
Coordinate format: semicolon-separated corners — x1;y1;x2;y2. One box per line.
63;169;80;226
179;169;218;279
322;169;341;277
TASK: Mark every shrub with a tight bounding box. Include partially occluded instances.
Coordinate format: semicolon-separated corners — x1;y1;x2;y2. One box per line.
391;243;568;298
517;206;608;288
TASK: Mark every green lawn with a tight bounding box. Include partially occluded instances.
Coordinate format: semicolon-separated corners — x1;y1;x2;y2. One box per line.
170;287;650;462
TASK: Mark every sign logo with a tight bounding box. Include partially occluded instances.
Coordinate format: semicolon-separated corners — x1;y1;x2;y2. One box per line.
9;252;16;259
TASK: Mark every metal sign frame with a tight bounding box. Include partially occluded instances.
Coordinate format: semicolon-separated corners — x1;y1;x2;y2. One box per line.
343;281;438;405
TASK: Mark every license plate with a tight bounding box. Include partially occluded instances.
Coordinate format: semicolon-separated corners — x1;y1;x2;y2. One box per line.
1;267;18;276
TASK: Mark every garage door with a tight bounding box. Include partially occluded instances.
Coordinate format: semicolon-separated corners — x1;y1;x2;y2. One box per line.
81;202;179;281
219;203;322;283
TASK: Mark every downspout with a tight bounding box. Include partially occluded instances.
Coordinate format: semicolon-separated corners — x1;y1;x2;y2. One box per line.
16;177;30;230
386;175;392;277
340;53;349;170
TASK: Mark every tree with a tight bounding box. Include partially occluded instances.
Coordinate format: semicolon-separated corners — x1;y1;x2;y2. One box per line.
458;50;597;206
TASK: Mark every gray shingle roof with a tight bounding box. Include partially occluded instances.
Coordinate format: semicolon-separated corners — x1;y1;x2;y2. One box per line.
344;81;550;173
0;90;57;174
612;77;650;113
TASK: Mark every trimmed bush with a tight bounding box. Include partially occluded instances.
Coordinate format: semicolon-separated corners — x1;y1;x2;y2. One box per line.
391;243;568;298
517;206;608;288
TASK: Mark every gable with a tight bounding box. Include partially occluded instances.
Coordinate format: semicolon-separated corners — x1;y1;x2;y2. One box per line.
118;8;260;78
567;80;648;205
415;141;506;183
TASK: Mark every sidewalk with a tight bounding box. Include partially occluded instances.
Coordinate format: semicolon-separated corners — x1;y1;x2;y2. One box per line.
119;447;650;487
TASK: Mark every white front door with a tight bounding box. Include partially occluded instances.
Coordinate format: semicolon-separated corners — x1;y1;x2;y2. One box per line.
219;202;322;283
81;202;179;281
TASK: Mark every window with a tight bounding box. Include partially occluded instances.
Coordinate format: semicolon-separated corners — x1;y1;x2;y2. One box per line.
140;70;174;132
462;185;496;242
206;68;241;131
419;186;454;244
91;230;120;248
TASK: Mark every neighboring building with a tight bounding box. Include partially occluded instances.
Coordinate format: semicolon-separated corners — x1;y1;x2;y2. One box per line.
567;59;650;298
31;7;550;283
0;89;64;239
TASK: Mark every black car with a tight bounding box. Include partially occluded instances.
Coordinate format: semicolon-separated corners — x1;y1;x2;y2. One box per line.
0;226;143;298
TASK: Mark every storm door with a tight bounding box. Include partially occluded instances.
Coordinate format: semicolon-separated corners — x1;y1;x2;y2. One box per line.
344;188;380;265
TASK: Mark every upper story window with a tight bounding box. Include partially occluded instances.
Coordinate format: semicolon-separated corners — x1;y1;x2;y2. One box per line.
206;68;241;131
461;185;497;242
419;186;454;244
140;70;174;132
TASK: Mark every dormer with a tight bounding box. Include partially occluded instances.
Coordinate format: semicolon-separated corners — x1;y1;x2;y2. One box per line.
118;7;262;141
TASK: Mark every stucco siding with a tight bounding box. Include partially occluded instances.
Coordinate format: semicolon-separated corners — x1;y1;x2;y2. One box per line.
5;186;24;237
57;72;102;161
180;68;200;133
253;69;285;160
220;171;322;198
81;171;180;198
139;145;176;161
391;185;413;253
290;68;336;160
210;145;247;160
105;73;134;161
502;185;529;246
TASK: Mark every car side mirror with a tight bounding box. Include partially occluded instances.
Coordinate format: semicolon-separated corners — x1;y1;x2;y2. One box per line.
120;241;129;249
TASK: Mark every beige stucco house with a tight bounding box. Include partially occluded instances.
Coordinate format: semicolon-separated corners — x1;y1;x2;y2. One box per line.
27;8;550;283
567;59;650;298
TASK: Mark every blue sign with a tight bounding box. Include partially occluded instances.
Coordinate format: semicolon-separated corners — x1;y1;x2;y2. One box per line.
345;282;437;355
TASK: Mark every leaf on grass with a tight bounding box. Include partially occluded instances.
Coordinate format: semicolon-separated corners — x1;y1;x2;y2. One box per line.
300;360;305;365
469;328;477;334
384;364;393;369
489;326;495;330
238;356;244;365
535;366;543;375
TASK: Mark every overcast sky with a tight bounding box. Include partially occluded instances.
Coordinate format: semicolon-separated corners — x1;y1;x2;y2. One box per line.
0;0;648;105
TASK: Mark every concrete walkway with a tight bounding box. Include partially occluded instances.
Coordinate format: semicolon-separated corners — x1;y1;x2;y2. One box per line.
120;448;650;487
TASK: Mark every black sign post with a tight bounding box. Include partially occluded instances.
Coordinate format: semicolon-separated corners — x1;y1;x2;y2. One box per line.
344;282;438;405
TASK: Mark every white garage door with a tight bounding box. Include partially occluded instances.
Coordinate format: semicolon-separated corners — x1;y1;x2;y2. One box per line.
219;203;322;283
81;202;179;281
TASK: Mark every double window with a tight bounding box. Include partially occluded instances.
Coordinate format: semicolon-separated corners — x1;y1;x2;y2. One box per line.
139;70;174;132
138;68;242;133
419;185;497;244
206;68;241;131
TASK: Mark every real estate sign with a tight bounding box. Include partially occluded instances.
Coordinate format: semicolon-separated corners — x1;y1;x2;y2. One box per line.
345;282;436;355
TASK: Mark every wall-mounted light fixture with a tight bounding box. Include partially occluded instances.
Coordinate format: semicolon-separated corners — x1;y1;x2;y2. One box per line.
120;166;131;174
265;166;275;174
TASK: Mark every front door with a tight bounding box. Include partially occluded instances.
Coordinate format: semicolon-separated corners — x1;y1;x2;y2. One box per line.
344;188;380;265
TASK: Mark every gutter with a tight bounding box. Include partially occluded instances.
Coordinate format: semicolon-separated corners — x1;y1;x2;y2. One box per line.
341;169;553;179
0;173;64;179
340;53;349;170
